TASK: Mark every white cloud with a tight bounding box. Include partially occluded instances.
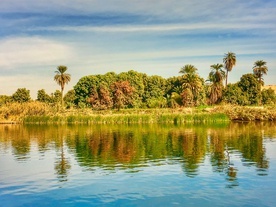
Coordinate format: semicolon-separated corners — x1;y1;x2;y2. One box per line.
31;21;275;33
0;37;73;69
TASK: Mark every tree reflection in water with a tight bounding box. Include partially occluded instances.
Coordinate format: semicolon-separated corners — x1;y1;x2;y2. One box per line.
0;122;273;187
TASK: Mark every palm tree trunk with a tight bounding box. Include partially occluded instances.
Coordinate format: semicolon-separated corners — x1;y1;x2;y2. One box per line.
61;89;64;107
225;70;228;87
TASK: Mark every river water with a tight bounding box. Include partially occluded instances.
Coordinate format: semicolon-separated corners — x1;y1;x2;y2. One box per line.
0;122;276;207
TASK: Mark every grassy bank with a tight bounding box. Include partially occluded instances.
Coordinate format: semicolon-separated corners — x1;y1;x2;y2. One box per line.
23;112;229;124
0;102;275;124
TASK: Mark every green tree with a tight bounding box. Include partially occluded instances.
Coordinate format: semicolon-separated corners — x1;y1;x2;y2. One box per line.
207;64;225;104
238;74;261;105
223;83;248;105
143;75;167;108
54;65;71;106
182;73;203;106
0;95;11;106
209;64;226;83
52;90;62;104
179;64;197;75
11;88;31;103
253;60;268;86
74;75;101;108
261;88;276;105
37;89;52;103
179;65;204;106
63;89;76;108
223;52;236;86
117;70;145;108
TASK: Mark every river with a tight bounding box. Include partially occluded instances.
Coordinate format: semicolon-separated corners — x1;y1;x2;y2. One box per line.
0;122;276;206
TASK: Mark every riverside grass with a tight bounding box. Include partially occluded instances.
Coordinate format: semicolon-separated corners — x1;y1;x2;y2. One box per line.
23;113;229;124
1;101;276;124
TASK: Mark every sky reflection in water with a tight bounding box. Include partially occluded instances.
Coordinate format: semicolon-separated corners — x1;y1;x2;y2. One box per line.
0;122;276;207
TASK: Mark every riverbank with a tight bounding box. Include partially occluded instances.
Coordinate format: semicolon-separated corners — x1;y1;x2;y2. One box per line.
0;102;275;124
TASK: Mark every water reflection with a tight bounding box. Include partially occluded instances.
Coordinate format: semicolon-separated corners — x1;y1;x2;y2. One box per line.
0;122;275;188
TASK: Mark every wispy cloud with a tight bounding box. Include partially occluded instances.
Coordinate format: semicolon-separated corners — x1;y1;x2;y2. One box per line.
0;37;73;69
30;22;275;33
0;0;275;97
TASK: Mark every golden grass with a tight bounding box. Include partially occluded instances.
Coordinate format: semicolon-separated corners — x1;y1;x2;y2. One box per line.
1;102;276;123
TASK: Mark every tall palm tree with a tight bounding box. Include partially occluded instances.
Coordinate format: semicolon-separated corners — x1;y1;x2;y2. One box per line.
54;65;71;106
223;52;236;86
179;64;198;75
179;64;203;106
209;64;226;84
253;60;268;85
207;64;226;104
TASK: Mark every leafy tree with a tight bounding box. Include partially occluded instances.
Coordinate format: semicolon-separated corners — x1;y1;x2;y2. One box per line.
253;60;268;86
165;76;183;96
63;89;76;108
0;95;11;106
37;89;52;103
88;84;113;110
54;65;71;106
74;75;101;108
143;75;167;108
52;90;62;104
223;52;236;86
261;88;276;105
111;81;135;110
117;70;145;108
11;88;31;103
223;83;248;105
238;74;261;105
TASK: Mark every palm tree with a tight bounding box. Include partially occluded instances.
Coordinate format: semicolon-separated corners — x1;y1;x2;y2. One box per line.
179;64;198;75
207;64;226;104
182;73;202;95
182;73;203;106
223;52;236;86
253;60;268;85
54;65;71;106
178;64;203;106
209;64;226;84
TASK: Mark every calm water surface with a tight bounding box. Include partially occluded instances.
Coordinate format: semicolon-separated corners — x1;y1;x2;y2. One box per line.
0;122;276;207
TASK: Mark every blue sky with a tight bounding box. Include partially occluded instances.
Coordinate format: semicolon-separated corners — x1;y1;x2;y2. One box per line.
0;0;275;98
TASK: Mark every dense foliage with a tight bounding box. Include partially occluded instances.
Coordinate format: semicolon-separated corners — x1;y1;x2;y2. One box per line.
1;58;275;112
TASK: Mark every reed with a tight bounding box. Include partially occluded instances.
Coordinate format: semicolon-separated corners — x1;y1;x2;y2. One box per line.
23;112;229;124
214;105;276;121
1;102;275;124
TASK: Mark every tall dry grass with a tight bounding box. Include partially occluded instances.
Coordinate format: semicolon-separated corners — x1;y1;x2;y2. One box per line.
213;104;276;121
0;101;53;122
1;102;275;124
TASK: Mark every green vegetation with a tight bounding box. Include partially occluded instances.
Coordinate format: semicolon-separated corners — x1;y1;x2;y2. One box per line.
0;56;276;124
223;52;236;86
253;60;268;86
54;65;71;106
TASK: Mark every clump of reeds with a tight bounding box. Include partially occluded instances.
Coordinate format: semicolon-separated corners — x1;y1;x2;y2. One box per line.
0;101;52;122
214;105;276;121
23;112;229;124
